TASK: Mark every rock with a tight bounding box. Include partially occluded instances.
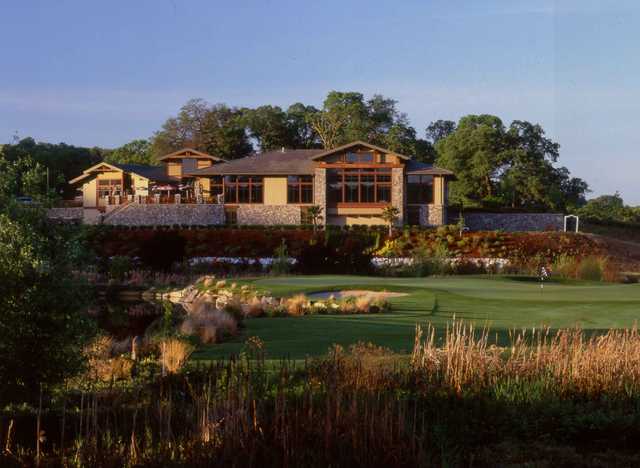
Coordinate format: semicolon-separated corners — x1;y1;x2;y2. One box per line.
215;296;228;310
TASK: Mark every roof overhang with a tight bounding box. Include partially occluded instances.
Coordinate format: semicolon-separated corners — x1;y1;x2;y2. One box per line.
68;162;124;185
157;148;227;162
311;141;410;161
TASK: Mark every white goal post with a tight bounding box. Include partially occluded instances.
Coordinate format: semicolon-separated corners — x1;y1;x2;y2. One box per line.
564;215;580;233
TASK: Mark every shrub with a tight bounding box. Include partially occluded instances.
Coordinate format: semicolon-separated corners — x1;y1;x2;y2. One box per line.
577;256;604;281
159;338;193;374
270;239;291;275
286;294;308;316
181;301;239;343
108;256;133;282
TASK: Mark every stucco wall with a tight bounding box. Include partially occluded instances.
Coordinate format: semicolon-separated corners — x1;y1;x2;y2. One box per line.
82;178;97;207
328;215;386;226
237;205;301;225
263;177;288;205
460;212;564;232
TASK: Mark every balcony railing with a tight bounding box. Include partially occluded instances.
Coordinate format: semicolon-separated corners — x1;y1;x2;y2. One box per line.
100;194;223;206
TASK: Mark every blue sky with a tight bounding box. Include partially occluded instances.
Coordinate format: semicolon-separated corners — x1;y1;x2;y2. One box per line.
1;0;638;202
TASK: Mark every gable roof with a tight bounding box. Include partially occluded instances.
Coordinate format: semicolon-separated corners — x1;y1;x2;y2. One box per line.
185;149;324;176
68;161;174;185
405;159;456;178
68;162;123;184
157;148;226;162
311;140;410;161
111;163;174;183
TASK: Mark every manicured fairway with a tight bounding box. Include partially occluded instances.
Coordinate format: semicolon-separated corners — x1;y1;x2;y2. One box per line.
193;275;640;360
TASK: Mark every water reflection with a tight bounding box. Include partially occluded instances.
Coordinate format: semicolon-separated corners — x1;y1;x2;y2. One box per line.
88;299;166;339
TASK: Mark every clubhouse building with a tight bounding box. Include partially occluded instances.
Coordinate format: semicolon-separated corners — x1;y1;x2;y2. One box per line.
70;141;455;226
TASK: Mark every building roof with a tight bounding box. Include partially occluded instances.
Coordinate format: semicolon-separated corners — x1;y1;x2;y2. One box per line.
157;148;226;162
405;160;456;178
311;140;410;161
185;149;324;176
111;163;175;183
68;161;174;185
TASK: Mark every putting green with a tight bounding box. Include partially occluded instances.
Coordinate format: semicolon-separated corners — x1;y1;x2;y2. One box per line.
193;275;640;360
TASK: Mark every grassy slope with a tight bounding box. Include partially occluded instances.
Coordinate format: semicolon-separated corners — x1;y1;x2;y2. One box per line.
193;275;640;360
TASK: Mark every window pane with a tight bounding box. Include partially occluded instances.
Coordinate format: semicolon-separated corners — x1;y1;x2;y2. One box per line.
359;152;374;162
344;174;359;202
237;184;250;203
376;185;391;203
327;169;342;204
287;175;299;184
288;184;300;203
361;175;375;202
301;185;313;203
407;175;433;204
346;152;358;163
300;175;313;183
250;183;262;203
225;184;236;203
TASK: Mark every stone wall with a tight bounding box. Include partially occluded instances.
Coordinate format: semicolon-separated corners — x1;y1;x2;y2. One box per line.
391;167;404;225
313;168;327;225
237;205;301;225
459;212;564;232
47;207;84;222
419;204;446;226
103;204;225;226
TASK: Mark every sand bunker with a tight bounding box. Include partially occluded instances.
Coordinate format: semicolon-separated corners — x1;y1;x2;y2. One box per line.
307;290;408;300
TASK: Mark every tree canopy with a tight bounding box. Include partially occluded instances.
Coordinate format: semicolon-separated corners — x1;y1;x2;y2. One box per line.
1;138;106;198
151;99;253;160
435;115;589;211
0;202;95;402
104;139;154;165
578;193;640;223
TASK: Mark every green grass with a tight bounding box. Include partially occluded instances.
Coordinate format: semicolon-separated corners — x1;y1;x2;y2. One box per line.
193;275;640;360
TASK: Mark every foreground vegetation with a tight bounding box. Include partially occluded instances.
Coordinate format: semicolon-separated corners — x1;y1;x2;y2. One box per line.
4;324;640;467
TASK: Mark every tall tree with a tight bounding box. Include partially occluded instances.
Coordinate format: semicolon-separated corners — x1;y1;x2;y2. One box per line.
426;120;457;144
286;103;321;148
435;115;507;204
436;115;588;211
152;99;252;160
242;105;294;152
104;139;154;165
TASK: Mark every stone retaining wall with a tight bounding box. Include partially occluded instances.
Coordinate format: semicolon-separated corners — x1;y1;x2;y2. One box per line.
460;212;563;232
103;204;225;226
47;207;84;221
237;205;301;225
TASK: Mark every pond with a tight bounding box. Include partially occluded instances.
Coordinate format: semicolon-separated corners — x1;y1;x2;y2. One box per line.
88;297;170;339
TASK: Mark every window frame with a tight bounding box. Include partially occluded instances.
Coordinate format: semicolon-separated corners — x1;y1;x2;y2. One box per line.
221;175;264;204
327;168;393;205
406;175;434;204
287;175;314;204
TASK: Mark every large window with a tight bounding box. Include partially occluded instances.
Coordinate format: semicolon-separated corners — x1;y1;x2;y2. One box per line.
223;176;263;204
345;151;374;163
407;175;434;204
327;168;392;205
97;179;122;198
287;175;313;204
